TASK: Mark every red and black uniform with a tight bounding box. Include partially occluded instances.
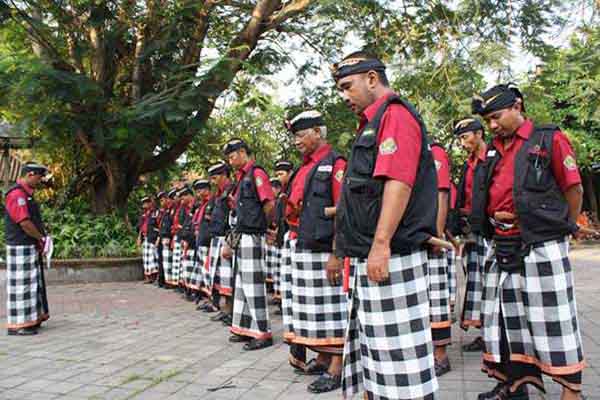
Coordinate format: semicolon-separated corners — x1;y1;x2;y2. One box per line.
472;119;585;393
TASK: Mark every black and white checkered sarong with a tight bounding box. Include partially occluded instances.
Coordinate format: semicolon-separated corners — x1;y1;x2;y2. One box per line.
280;232;295;340
171;238;183;286
142;239;158;277
162;240;174;285
461;233;488;330
264;243;279;283
186;246;204;291
342;250;438;400
181;247;196;290
481;236;585;389
427;249;451;346
272;245;282;295
209;236;232;296
6;245;49;329
446;247;457;306
288;248;347;350
230;234;271;340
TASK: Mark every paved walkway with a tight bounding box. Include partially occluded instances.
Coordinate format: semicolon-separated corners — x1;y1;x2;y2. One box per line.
0;245;599;400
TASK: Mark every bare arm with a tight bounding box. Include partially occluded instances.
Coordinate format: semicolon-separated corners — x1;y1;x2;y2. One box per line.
19;220;44;241
565;183;583;223
373;180;412;245
436;191;449;237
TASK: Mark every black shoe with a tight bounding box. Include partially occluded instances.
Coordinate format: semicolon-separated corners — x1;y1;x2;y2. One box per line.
210;311;227;322
307;373;341;393
243;338;273;351
221;315;232;326
229;334;252;343
295;358;328;376
7;327;38;336
463;336;485;352
478;383;528;400
203;304;219;313
435;357;451;377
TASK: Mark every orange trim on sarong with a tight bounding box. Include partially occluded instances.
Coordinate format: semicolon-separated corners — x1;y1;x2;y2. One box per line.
460;320;482;328
289;336;345;347
6;313;49;330
431;321;452;329
553;376;582;392
510;354;587;375
218;287;232;296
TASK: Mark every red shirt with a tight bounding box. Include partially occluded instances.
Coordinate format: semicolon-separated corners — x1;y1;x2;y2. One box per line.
360;91;422;187
140;209;152;235
5;179;34;224
286;143;347;226
487;119;581;234
232;160;275;204
431;145;451;190
450;183;457;209
192;197;210;234
463;144;487;213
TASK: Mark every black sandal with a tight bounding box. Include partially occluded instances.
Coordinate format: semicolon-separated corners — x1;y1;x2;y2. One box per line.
463;336;485;352
295;358;328;376
307;373;341;393
435;357;451;377
243;338;273;351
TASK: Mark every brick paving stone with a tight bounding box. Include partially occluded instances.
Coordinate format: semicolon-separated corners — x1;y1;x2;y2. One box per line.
0;245;598;399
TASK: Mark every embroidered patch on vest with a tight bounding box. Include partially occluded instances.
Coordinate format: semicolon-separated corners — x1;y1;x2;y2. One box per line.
434;160;441;171
563;155;577;171
379;138;397;155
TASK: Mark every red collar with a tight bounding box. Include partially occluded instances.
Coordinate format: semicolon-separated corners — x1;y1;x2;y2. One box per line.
236;160;255;181
16;179;34;195
360;90;396;125
303;143;332;164
469;143;488;163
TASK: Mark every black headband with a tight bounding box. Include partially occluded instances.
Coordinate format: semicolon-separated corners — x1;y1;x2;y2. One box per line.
472;84;524;115
167;189;178;199
157;191;167;199
22;163;48;176
222;139;248;155
331;58;386;81
274;160;293;172
193;179;210;190
453;118;484;136
178;186;193;197
141;196;151;203
285;116;325;134
208;162;228;176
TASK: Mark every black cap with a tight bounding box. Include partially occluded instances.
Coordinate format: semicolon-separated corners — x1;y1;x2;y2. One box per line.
208;161;229;176
222;138;249;155
453;118;484;137
193;179;210;190
331;56;386;81
167;189;178;199
22;162;48;176
178;186;193;197
472;83;525;115
274;160;293;172
157;191;167;199
285;111;325;134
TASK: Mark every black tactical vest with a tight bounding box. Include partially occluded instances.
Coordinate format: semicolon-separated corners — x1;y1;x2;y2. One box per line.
209;185;232;237
4;184;45;246
296;150;344;252
335;95;438;258
147;209;160;243
471;124;577;245
235;165;268;234
197;198;214;247
273;194;288;247
159;209;174;239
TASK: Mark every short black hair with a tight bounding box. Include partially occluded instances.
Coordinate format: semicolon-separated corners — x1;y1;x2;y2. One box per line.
341;51;389;86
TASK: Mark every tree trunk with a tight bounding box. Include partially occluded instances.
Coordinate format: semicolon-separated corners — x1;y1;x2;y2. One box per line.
90;156;139;215
582;173;599;223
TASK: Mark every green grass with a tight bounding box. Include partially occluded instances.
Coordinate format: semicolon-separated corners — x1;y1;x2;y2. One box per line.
122;368;182;399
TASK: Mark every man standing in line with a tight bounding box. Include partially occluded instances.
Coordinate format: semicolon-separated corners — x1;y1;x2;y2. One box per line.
160;189;177;288
206;162;234;325
449;117;489;352
5;162;51;336
333;52;439;399
138;196;159;283
472;84;585;400
154;191;168;288
429;142;453;376
283;110;347;393
222;138;275;351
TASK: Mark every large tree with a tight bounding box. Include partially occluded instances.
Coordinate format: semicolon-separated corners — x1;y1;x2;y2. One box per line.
0;0;314;213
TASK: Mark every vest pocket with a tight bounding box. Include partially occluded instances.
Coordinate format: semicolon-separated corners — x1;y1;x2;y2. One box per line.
313;171;332;197
523;153;553;192
346;178;381;236
351;134;377;176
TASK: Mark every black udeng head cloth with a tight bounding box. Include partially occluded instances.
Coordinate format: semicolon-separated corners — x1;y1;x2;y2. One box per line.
472;83;525;115
453;118;484;137
285;110;325;134
22;162;48;176
274;160;293;172
331;57;386;81
193;179;210;190
222;138;249;155
208;161;229;177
